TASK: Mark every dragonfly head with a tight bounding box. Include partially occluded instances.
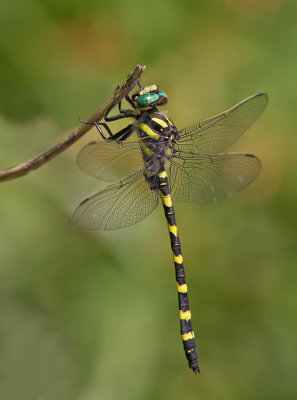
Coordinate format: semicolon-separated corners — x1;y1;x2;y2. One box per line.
132;85;168;110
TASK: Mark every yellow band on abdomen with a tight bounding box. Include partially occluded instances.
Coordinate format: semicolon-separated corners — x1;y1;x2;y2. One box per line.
168;224;178;237
180;310;191;320
177;283;188;293
160;194;172;208
181;331;195;341
174;254;183;264
157;170;167;179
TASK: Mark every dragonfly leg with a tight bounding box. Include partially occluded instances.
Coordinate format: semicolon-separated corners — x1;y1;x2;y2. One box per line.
104;97;136;123
79;118;134;141
107;124;134;141
79;119;110;140
124;94;136;109
80;118;123;140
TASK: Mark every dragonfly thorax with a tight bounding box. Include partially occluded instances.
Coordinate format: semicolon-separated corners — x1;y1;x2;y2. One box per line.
136;110;178;181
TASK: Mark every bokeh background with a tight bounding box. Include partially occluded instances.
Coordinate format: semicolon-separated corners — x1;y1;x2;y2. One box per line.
0;1;296;399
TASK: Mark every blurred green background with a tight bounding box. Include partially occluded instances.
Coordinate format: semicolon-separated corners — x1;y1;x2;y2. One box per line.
0;0;297;399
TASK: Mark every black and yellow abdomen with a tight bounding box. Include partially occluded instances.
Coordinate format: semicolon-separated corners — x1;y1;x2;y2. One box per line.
157;169;199;374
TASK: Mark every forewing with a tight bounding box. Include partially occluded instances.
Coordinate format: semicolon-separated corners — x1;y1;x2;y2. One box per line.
178;93;268;154
77;140;144;181
72;171;159;230
169;153;261;204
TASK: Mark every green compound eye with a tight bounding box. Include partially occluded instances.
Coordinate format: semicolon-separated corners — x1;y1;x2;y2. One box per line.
137;93;159;107
158;90;168;98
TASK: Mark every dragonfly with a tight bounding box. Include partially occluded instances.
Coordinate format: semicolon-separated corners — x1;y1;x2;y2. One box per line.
72;84;268;374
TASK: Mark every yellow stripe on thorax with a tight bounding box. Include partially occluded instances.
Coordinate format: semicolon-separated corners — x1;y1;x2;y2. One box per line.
177;283;188;293
174;254;183;264
139;141;153;156
151;117;168;128
139;123;160;140
180;310;191;321
181;331;195;341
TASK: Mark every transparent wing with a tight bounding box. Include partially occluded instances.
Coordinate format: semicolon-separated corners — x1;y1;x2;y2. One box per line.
169;153;261;204
72;171;159;230
178;93;268;154
77;140;144;182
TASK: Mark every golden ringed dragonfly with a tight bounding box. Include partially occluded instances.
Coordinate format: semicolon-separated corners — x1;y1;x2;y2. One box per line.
73;84;268;373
